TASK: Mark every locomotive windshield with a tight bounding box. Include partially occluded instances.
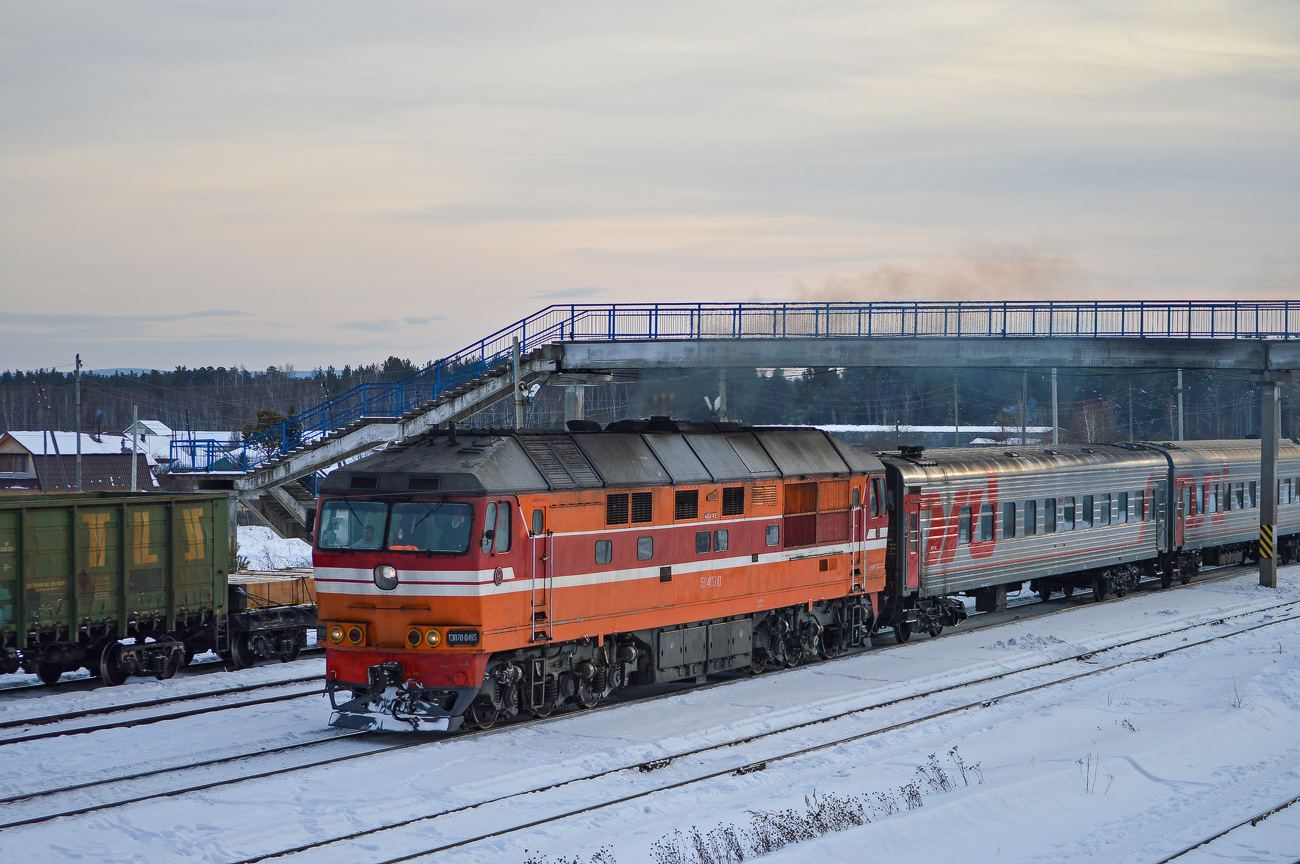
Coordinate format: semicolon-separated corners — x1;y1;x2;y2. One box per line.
318;500;474;553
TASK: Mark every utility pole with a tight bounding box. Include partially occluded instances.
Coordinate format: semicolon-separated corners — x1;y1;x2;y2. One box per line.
1177;369;1185;441
1020;370;1027;445
953;378;960;448
1051;368;1059;445
511;337;524;429
1128;384;1134;442
75;354;82;492
131;404;139;492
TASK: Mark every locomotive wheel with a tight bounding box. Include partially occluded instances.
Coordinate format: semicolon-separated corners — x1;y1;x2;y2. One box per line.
574;679;600;709
927;625;943;638
99;643;129;686
819;627;845;660
36;663;62;686
1093;579;1107;603
749;650;768;675
894;620;912;644
464;697;498;730
527;700;555;719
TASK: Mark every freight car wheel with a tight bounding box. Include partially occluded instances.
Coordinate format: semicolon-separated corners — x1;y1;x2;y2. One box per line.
98;643;129;686
894;620;912;644
181;647;196;668
927;625;943;638
279;643;302;663
155;652;180;681
229;635;256;670
36;663;62;686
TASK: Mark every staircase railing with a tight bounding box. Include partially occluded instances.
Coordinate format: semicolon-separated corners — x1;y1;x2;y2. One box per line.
172;300;1299;473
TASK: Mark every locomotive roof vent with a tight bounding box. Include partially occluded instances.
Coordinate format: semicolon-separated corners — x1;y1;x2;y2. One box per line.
1043;449;1058;455
566;419;603;433
1004;451;1019;457
349;475;378;490
899;445;925;457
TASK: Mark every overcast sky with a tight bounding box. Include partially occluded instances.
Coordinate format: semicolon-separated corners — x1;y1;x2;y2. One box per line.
2;1;1298;372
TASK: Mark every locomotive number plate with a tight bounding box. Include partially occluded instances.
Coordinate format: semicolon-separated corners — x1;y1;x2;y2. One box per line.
446;629;480;646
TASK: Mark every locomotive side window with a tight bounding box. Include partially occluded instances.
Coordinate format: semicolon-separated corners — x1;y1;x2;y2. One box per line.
1082;496;1094;528
852;487;861;509
532;508;544;535
606;494;629;526
595;539;612;565
722;486;745;516
979;505;994;542
696;531;711;554
631;492;653;524
675;490;699;520
1044;498;1056;533
714;529;729;552
482;502;498;553
958;506;972;544
494;502;511;553
1024;500;1037;535
1117;492;1128;524
637;536;654;560
870;479;882;518
766;524;780;546
1002;502;1016;539
1063;497;1076;530
318;500;387;550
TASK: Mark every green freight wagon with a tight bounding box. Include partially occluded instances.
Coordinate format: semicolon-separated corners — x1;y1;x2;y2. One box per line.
0;492;315;685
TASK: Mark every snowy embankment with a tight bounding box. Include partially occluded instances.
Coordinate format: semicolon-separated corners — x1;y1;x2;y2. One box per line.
4;568;1300;864
236;525;313;570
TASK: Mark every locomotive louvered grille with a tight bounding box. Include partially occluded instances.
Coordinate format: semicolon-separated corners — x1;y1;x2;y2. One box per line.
519;436;602;489
606;493;629;525
549;439;603;486
631;492;653;523
520;438;578;488
752;485;777;508
675;490;699;520
722;486;744;516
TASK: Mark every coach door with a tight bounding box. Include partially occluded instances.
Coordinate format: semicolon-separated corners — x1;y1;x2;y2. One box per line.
1155;487;1168;552
905;497;921;591
529;507;552;642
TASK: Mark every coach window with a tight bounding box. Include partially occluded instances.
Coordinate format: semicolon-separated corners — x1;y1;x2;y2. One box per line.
766;524;780;546
1100;494;1112;526
1045;498;1057;533
958;506;972;544
714;529;729;552
532;508;544;535
1225;485;1234;512
1237;483;1245;511
1063;497;1076;530
1136;491;1145;521
696;531;711;554
595;539;612;565
1250;481;1257;508
1082;495;1094;528
1024;500;1037;535
637;536;654;561
979;505;994;542
1002;502;1016;539
1118;492;1128;524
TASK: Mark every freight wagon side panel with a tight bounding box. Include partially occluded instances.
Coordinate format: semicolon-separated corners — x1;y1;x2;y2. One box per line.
75;503;124;625
0;510;17;636
125;502;171;625
168;499;226;626
24;508;74;642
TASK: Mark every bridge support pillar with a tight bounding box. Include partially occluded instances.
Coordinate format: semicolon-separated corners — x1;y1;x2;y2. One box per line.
564;386;585;423
1259;379;1281;588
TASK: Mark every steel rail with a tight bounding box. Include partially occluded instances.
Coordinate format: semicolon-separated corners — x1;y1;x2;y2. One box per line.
231;595;1300;864
1150;792;1300;863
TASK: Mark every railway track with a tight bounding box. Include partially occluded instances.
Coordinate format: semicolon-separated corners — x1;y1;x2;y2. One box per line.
0;564;1265;839
205;595;1300;863
1151;791;1300;863
0;675;325;746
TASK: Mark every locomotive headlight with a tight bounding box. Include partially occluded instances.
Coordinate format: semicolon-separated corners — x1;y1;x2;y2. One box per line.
328;625;345;644
347;626;364;645
374;564;399;591
406;628;422;648
425;629;441;648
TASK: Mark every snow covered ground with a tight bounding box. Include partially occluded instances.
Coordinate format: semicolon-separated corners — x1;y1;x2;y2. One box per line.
4;567;1300;863
236;525;313;570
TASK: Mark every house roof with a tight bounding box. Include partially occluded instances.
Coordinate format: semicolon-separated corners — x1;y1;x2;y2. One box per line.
125;420;173;436
2;431;133;456
31;453;158;492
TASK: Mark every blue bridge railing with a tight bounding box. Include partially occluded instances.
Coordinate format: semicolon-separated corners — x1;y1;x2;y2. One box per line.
171;300;1299;473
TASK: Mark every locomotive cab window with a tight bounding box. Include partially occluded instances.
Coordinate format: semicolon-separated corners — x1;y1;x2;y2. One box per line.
595;539;612;565
318;500;387;550
385;502;473;554
493;501;511;552
870;479;882;518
